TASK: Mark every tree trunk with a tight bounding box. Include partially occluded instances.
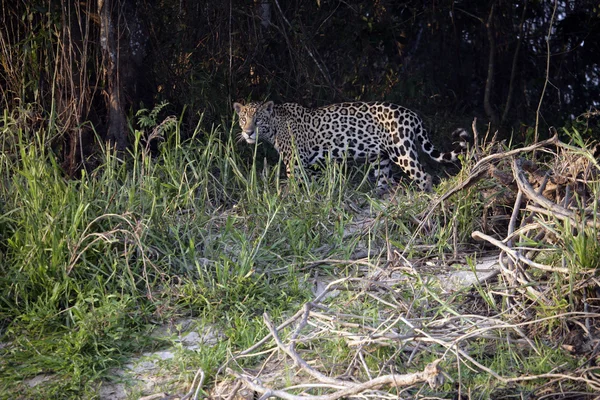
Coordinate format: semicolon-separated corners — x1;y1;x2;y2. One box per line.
57;1;89;175
99;0;128;151
484;4;499;127
501;0;528;125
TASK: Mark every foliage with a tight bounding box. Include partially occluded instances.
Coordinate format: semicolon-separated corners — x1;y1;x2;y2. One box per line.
2;1;600;166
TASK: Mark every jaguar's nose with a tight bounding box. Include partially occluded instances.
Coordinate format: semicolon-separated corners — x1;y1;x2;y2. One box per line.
242;130;256;144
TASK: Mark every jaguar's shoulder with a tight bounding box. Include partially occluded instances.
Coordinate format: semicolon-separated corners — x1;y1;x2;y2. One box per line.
273;103;308;120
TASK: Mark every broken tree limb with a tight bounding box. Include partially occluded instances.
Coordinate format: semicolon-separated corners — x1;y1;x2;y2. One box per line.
229;359;444;400
512;157;600;228
472;230;568;274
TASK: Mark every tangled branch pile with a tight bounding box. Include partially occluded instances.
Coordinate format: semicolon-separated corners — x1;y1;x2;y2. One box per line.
201;132;600;399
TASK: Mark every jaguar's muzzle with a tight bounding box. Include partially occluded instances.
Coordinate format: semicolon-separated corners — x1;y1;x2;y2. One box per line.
242;130;257;144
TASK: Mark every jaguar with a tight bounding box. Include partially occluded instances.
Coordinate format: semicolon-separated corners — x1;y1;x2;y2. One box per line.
233;100;468;191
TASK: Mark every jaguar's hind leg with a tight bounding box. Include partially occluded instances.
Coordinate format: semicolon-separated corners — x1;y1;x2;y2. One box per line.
391;149;432;192
371;156;395;192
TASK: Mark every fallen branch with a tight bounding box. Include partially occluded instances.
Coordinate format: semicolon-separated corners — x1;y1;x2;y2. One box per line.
437;134;559;206
263;313;350;388
472;230;568;274
181;368;205;400
229;359;444;400
511;157;600;228
412;134;560;250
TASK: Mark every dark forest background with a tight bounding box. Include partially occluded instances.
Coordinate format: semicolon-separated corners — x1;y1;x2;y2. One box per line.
1;0;599;176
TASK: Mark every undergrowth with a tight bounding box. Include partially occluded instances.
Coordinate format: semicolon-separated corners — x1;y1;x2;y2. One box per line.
1;105;598;399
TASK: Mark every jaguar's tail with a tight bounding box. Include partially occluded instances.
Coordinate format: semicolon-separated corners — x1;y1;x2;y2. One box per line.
420;128;470;163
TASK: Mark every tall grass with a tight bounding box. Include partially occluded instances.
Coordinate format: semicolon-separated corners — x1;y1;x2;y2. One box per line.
0;105;390;397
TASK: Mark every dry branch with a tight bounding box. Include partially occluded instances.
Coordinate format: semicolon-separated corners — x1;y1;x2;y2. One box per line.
512;157;600;228
420;134;559;222
209;132;600;398
472;230;568;274
228;360;444;400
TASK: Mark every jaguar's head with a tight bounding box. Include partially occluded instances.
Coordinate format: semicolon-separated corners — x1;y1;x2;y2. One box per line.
233;101;274;144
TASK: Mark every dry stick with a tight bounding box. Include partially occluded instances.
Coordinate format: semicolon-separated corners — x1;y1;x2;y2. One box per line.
520;171;552;262
416;132;519;258
473;229;556;303
138;394;168;400
432;314;539;353
506;190;523;249
505;372;600;388
524;204;571;222
497;254;535;289
504;222;542;243
180;368;205;400
471;118;481;160
472;230;568;274
289;302;312;353
229;360;443;400
248;304;598;398
506;177;545;291
422;329;593;386
238;313;445;399
263;313;353;387
438;312;600;328
412;329;503;381
448;134;558;202
503;188;524;286
526;204;600;230
512;158;600;228
215;304;304;380
216;277;350;378
409;134;560;255
357;351;372;381
224;380;243;400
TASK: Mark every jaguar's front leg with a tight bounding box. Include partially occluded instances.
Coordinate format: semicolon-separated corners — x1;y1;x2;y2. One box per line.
370;156;395;194
283;153;318;184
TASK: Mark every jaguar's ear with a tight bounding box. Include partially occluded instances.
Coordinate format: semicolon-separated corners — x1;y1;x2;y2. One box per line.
233;102;243;114
263;101;274;113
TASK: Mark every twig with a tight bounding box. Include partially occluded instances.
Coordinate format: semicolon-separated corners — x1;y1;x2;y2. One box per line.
181;368;205;400
472;230;568;274
506;189;523;248
224;380;243;400
471;117;480;160
412;329;503;381
512;157;600;228
506;371;600;388
138;394;168;400
229;359;444;400
407;134;560;261
263;313;351;387
216;278;349;377
419;134;559;224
